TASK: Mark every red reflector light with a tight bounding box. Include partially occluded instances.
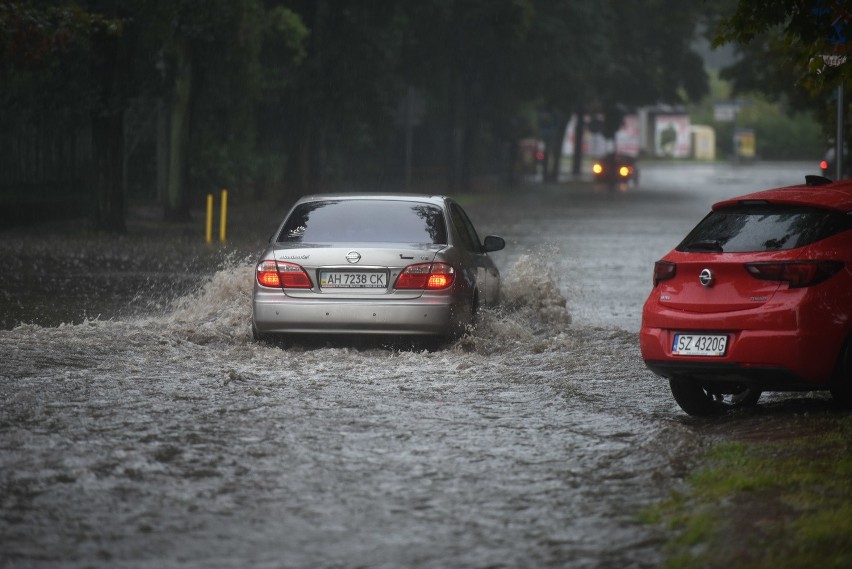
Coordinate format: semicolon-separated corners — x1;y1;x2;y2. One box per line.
395;263;455;290
744;261;843;288
653;261;676;286
256;260;312;288
256;260;280;287
820;160;829;170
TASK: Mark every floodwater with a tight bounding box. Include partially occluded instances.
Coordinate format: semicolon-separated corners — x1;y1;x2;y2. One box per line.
0;162;845;568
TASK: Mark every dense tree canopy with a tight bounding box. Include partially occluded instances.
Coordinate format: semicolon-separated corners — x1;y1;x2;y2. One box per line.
711;0;852;164
1;0;712;231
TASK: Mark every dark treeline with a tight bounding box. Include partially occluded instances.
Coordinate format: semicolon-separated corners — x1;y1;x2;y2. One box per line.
5;0;828;232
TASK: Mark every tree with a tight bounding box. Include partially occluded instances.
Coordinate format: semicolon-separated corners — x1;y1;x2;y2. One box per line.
713;0;851;114
0;1;127;232
712;1;852;167
523;0;604;182
160;0;307;220
592;1;709;142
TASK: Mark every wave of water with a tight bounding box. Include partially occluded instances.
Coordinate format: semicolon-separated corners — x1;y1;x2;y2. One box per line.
67;252;578;354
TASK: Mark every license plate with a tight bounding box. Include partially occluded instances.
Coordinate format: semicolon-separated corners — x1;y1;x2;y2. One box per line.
672;334;728;357
320;271;388;289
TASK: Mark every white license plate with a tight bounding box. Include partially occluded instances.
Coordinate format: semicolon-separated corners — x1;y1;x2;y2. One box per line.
672;334;728;357
320;271;388;289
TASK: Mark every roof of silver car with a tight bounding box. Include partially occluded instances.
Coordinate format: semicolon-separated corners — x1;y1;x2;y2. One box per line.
294;193;450;206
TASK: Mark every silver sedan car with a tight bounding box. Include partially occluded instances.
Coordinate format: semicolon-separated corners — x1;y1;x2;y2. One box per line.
251;194;505;341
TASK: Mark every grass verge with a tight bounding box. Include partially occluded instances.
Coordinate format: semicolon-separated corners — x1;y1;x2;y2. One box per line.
643;413;852;569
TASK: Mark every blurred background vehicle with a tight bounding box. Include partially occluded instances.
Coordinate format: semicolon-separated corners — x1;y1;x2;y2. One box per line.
592;153;639;187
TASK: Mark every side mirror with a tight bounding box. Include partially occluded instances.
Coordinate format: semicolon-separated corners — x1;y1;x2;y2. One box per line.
483;235;505;252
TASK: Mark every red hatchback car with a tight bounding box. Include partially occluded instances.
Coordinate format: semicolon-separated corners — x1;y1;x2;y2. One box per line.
640;175;852;415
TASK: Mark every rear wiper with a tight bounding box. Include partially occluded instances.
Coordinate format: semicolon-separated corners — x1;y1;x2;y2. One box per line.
684;239;724;252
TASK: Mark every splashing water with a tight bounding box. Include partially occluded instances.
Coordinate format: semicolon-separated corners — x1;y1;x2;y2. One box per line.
102;252;576;354
0;249;680;569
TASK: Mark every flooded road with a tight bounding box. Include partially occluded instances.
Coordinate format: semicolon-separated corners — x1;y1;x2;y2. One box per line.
0;162;843;568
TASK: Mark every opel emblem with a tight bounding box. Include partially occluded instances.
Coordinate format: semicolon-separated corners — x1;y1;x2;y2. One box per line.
699;268;714;287
346;251;361;264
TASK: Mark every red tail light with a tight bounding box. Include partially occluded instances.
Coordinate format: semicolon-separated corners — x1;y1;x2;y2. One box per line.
256;260;312;288
820;160;829;170
653;261;676;287
744;261;843;288
394;263;455;290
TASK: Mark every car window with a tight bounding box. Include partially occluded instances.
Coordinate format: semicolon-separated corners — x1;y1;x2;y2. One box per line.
277;200;448;244
677;204;852;253
450;203;482;252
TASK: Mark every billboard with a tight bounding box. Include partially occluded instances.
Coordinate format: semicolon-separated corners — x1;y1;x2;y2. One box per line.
654;115;691;158
562;114;641;157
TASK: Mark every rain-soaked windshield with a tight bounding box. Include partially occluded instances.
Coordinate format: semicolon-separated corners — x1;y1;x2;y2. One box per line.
278;200;448;244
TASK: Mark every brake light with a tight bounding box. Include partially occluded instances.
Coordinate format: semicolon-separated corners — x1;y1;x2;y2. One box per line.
744;261;843;288
653;261;676;286
820;160;829;170
592;163;604;174
256;260;312;288
257;260;280;287
394;263;455;290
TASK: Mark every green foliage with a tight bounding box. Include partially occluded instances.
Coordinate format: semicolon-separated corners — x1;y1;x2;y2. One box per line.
688;71;823;159
0;1;121;68
644;413;852;569
714;0;852;96
267;6;308;64
1;0;719;222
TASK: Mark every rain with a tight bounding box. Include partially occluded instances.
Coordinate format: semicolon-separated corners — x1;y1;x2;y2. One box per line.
2;161;842;568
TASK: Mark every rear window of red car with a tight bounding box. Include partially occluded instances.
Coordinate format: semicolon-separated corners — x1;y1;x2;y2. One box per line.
677;204;852;253
277;200;448;244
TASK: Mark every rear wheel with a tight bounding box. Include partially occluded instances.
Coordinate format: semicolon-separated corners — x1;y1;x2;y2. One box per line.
830;337;852;409
251;322;277;345
669;378;761;416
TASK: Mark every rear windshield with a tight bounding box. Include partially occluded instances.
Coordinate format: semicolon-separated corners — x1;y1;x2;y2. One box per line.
677;204;852;253
277;199;448;244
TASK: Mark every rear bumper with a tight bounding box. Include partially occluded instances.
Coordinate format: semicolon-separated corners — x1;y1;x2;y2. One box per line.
252;293;466;336
643;360;814;391
639;296;848;386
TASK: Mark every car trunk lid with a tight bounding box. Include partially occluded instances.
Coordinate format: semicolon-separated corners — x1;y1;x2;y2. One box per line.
273;243;444;299
657;257;783;314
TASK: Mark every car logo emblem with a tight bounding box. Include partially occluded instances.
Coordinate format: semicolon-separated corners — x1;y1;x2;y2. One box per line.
346;251;361;264
699;268;714;287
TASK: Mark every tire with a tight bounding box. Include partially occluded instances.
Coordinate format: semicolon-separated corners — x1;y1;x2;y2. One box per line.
830;337;852;409
669;378;761;416
251;322;275;345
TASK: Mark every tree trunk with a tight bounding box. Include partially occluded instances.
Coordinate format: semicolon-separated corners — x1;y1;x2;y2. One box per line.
544;115;569;183
90;29;127;234
446;75;464;193
571;108;585;178
165;36;192;222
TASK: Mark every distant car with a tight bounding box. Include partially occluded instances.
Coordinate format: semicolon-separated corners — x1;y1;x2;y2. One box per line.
592;153;639;187
252;194;505;342
820;146;848;178
640;175;852;416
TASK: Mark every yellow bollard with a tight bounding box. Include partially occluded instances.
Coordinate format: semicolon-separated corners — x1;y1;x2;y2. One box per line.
205;193;213;243
219;189;228;242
